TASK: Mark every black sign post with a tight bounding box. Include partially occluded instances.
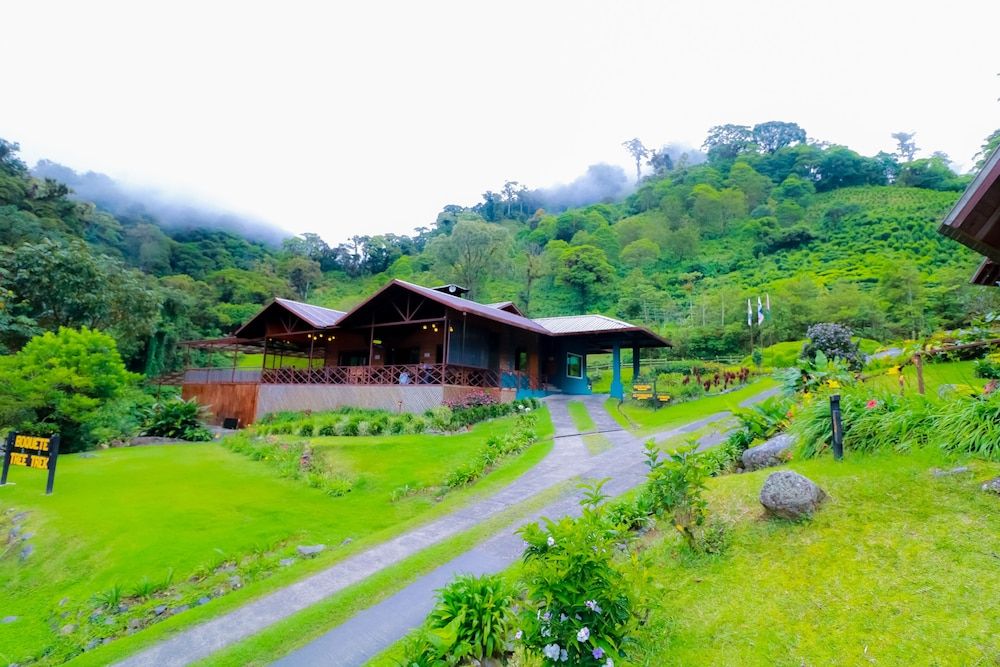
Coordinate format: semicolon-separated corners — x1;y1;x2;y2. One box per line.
830;394;844;461
1;432;61;494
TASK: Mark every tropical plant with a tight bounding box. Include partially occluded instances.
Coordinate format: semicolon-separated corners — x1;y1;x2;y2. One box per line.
776;350;855;395
142;398;213;441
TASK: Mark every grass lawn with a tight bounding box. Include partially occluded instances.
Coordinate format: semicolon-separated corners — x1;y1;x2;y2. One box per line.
565;400;596;432
0;410;554;666
864;359;982;397
635;449;1000;665
613;377;778;436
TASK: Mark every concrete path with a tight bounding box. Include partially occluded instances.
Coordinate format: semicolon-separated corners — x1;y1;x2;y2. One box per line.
275;391;774;666
117;389;772;666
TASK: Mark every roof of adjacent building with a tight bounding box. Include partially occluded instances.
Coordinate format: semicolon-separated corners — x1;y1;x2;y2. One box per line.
939;145;1000;284
533;314;642;334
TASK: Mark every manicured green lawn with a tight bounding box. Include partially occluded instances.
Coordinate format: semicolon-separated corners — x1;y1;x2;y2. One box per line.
614;377;778;436
865;359;982;397
635;449;1000;665
0;410;554;666
565;400;596;432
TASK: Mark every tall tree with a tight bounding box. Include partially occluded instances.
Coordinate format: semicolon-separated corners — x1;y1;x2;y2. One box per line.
621;138;649;184
702;124;756;161
752;121;807;153
892;131;918;163
427;220;512;296
555;244;614;309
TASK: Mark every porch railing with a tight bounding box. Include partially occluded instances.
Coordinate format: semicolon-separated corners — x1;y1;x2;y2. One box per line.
183;364;533;390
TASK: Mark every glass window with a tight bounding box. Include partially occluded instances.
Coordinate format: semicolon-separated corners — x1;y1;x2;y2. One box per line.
566;353;583;379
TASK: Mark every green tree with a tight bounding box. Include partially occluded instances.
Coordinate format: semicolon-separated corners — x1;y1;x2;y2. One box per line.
620;238;661;271
427;219;512;297
892;131;918;163
752;121;807;153
0;327;143;452
726;161;773;209
622;138;650;184
556;244;615;310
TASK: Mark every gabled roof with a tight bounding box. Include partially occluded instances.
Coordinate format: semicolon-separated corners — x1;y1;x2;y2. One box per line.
335;279;552;335
234;298;345;337
486;301;525;316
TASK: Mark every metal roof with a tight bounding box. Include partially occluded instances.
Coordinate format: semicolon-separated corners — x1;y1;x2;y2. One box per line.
533;314;640;334
385;281;551;334
272;298;345;328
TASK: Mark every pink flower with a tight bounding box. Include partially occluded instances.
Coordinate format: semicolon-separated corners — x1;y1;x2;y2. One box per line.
865;399;878;410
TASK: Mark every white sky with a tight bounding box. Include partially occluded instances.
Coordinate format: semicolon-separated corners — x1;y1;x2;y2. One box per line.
4;0;999;245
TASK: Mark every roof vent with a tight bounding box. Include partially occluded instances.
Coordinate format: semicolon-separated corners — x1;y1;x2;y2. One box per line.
431;284;469;298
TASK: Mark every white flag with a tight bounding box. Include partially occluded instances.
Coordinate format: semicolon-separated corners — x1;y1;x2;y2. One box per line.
757;296;765;325
747;298;752;327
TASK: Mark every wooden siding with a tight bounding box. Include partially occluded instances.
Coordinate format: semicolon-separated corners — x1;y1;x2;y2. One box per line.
182;383;259;427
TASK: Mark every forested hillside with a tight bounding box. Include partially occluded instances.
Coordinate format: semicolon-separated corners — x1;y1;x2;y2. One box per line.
2;122;999;376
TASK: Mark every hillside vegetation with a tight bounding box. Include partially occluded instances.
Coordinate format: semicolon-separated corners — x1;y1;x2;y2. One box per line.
2;123;998;381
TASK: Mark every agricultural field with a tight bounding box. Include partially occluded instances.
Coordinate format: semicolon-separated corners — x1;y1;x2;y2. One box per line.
0;410;553;666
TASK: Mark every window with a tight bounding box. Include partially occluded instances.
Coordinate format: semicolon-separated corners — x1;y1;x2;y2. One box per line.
566;353;583;379
515;347;528;371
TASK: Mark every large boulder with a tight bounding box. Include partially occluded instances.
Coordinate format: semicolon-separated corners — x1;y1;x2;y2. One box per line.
759;470;827;520
742;433;795;472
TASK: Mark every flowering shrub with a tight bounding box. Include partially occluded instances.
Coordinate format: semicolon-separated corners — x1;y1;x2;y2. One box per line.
442;413;537;489
802;322;863;370
639;441;710;550
516;480;644;666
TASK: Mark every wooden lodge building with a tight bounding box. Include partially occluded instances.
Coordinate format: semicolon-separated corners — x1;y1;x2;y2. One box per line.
181;279;669;426
940;145;1000;285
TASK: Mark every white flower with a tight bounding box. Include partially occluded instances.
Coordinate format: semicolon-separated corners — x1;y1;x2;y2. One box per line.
577;626;590;642
586;599;603;614
560;648;568;662
543;643;561;660
547;535;556;547
560;613;568;622
604;659;614;667
515;629;523;640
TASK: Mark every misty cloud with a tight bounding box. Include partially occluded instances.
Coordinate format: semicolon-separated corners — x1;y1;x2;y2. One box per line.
31;160;287;245
529;163;632;212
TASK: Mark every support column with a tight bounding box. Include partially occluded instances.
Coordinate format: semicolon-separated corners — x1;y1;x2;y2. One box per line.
610;343;624;400
632;345;640;382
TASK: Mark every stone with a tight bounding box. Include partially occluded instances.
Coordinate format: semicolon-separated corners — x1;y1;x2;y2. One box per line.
760;470;827;520
21;532;34;541
104;618;116;626
103;638;113;644
127;618;141;630
340;538;353;547
174;604;190;614
59;598;69;607
19;544;33;560
84;639;100;651
8;526;21;540
59;623;77;635
2;616;17;624
742;433;795;472
982;476;1000;494
930;466;972;478
296;544;326;556
196;596;211;606
153;605;168;616
279;558;297;567
228;575;243;589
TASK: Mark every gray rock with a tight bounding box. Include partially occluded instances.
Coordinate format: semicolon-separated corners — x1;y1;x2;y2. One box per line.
931;466;972;477
153;605;168;616
2;616;17;623
59;623;77;635
8;526;21;540
279;558;297;567
982;476;1000;494
297;544;326;556
174;604;190;614
59;598;69;607
127;618;141;630
103;637;113;644
228;575;242;589
340;538;353;547
760;470;827;520
742;433;795;472
84;639;100;651
104;617;116;626
19;544;33;560
196;596;211;606
21;532;33;540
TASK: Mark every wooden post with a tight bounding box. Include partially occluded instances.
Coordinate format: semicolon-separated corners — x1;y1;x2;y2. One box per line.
914;353;925;395
261;337;268;370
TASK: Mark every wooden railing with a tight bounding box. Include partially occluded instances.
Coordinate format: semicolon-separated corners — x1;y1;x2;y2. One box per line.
184;364;534;389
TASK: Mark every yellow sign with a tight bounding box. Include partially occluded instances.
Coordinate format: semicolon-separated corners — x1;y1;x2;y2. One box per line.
633;384;652;391
2;432;61;494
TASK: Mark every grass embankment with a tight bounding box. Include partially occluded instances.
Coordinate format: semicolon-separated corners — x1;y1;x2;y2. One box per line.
864;359;979;396
635;449;1000;664
0;410;554;666
610;377;778;436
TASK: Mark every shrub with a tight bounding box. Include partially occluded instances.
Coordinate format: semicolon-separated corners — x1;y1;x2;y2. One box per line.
517;480;644;665
0;327;144;451
417;574;518;662
802;323;863;370
641;441;709;550
974;353;1000;379
142;398;213;441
